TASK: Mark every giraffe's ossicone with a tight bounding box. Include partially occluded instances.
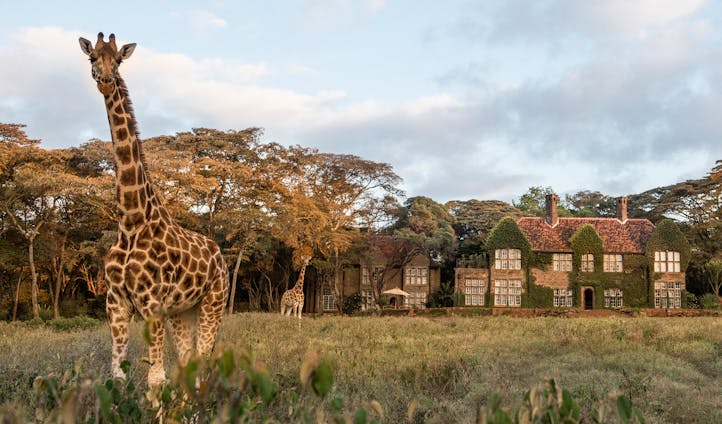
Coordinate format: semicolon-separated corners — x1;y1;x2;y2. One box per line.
79;33;229;388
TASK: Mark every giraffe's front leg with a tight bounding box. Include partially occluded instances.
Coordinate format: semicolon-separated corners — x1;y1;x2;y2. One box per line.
107;292;132;380
146;316;167;387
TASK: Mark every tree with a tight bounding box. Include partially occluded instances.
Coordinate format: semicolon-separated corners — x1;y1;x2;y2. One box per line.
513;186;562;217
704;259;722;298
393;196;456;282
357;234;424;308
309;153;402;311
564;191;616;217
1;124;60;319
446;199;524;264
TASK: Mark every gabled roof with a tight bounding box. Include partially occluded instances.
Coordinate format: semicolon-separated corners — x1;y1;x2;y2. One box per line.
516;217;655;254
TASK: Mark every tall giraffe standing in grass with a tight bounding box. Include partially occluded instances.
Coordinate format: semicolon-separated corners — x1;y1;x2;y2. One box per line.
79;33;229;387
280;256;311;319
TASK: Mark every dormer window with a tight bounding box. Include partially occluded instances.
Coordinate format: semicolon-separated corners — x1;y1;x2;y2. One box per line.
552;253;572;272
495;249;521;270
580;254;594;272
654;251;680;273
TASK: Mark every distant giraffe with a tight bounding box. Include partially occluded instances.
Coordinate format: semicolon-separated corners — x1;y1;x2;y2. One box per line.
280;256;311;319
79;33;229;387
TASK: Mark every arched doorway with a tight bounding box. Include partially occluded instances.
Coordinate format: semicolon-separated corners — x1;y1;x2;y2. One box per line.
583;287;594;310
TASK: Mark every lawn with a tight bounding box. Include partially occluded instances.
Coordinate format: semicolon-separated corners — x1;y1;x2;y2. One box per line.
1;313;720;422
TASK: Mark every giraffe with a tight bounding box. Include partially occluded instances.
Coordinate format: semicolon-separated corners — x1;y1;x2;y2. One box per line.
78;33;229;387
280;256;311;319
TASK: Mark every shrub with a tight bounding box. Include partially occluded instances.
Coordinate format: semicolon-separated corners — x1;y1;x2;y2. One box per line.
685;291;699;309
699;293;721;310
427;282;455;308
342;293;363;315
45;316;103;331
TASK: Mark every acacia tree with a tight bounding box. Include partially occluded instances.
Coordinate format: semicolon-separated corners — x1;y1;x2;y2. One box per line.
564;191;617;217
1;125;58;319
304;153;402;311
4;163;62;319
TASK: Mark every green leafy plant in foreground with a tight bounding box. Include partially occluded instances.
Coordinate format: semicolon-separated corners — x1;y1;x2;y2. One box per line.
477;378;645;424
2;348;646;424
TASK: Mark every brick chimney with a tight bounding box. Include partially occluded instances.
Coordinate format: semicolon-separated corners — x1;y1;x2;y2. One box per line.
616;196;628;223
545;194;559;226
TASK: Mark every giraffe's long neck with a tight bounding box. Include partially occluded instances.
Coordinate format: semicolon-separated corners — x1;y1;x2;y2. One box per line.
104;76;168;233
292;261;309;292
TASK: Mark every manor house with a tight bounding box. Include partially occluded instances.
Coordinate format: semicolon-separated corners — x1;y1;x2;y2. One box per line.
455;195;689;309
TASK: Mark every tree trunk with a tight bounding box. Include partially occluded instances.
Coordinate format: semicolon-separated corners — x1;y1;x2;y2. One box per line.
333;248;343;313
52;235;68;319
265;273;275;311
12;272;24;322
53;263;63;319
228;244;246;315
28;238;39;320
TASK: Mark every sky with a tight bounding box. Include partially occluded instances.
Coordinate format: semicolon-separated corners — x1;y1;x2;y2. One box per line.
2;0;722;204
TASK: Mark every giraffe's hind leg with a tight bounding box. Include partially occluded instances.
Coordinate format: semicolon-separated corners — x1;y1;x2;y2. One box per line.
197;277;227;356
170;309;196;365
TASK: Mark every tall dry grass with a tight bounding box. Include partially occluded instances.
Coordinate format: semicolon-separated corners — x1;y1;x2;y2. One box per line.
1;314;720;422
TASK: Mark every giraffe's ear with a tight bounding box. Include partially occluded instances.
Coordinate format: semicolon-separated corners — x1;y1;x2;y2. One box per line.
79;37;93;56
119;43;136;60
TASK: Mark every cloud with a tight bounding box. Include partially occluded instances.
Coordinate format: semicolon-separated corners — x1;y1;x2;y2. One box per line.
3;7;722;207
187;10;229;32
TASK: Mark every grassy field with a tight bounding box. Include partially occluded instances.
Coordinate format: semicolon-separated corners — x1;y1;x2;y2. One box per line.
1;313;721;422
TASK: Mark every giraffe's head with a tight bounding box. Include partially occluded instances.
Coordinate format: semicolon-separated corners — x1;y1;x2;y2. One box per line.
79;32;136;96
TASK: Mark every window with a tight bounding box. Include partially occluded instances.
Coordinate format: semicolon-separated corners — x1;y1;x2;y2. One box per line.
655;282;682;308
322;287;336;311
580;254;594;272
553;289;573;307
361;289;374;311
464;278;486;306
494;280;522;307
495;249;522;270
404;291;427;308
604;288;623;308
654;251;681;273
361;266;384;286
553;254;572;272
603;254;623;273
405;267;428;285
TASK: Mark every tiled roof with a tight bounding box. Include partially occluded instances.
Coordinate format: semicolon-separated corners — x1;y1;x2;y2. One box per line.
516;217;655;254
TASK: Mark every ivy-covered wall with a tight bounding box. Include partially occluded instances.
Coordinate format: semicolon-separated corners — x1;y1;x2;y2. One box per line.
564;225;648;308
645;219;690;307
568;254;649;308
457;216;691;309
645;219;692;272
521;280;554;308
569;224;604;271
486;217;532;269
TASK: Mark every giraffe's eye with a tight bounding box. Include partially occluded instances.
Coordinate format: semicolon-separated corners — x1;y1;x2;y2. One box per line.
90;57;98;63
